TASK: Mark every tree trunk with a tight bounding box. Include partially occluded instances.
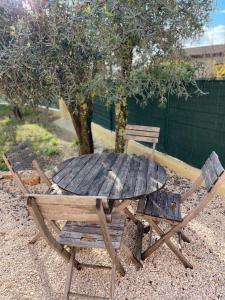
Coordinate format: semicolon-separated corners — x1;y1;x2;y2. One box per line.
115;40;133;153
115;96;128;153
69;97;94;155
12;104;23;120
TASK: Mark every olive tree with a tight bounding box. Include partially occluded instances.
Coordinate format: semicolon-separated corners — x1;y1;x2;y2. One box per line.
0;1;102;154
0;0;26;119
89;0;214;152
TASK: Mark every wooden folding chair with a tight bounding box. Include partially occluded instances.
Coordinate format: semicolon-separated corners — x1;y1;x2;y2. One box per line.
125;124;160;161
27;194;126;300
3;142;61;243
3;142;52;194
136;151;225;269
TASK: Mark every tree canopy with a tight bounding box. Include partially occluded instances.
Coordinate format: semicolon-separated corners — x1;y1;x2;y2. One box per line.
84;0;213;151
0;0;214;153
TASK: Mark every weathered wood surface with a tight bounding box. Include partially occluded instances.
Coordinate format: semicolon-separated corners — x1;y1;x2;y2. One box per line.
52;153;167;200
133;220;144;267
57;215;125;249
126;125;160;132
201;151;224;191
29;194;110;223
5;142;37;172
137;191;182;223
124;124;160;161
125;125;160;143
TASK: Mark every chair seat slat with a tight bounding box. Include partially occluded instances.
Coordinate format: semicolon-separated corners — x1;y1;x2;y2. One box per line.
57;215;125;249
137;191;182;222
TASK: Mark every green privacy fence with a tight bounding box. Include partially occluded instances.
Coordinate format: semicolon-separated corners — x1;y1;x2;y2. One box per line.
93;80;225;168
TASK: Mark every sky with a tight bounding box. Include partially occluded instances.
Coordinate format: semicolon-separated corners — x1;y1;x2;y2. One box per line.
185;0;225;48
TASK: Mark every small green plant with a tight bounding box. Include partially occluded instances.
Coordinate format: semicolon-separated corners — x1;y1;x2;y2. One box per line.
50;138;59;146
45;145;60;156
16;123;60;153
0;159;7;171
0;146;7;171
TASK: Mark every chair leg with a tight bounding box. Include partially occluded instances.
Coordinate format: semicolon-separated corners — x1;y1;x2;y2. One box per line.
141;219;193;269
122;243;143;269
29;221;61;245
110;263;116;300
29;231;41;244
178;232;182;252
133;221;144;268
64;248;75;300
123;207;138;225
48;220;61;234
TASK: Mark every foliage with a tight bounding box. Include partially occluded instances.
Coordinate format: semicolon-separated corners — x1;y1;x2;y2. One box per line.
16;124;59;154
0;0;100;104
85;0;214;151
213;64;225;79
0;1;103;153
88;0;214;103
0;104;68;171
0;1;214;153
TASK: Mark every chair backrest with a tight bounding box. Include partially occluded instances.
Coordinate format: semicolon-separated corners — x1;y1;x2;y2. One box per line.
125;124;160;160
181;151;224;202
3;142;51;194
27;194;110;223
4;142;36;172
201;151;224;191
180;151;225;227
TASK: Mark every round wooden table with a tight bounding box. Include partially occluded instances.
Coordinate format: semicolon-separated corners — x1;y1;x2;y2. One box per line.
52;153;167;200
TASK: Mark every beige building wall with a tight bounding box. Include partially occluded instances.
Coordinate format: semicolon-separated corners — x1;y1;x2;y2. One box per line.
185;44;225;78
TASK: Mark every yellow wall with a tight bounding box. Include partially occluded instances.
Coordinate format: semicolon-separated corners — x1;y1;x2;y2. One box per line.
59;98;71;118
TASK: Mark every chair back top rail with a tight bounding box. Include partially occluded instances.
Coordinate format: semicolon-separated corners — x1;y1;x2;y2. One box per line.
126;125;160;132
201;151;224;191
27;194;110;223
4;142;36;172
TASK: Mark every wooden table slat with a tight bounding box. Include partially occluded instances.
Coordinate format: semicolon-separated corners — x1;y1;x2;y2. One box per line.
86;153;119;196
109;155;132;199
53;155;91;183
146;160;158;194
98;154;127;197
65;154;104;192
134;156;149;197
122;156;141;198
73;153;111;194
57;155;94;189
53;157;74;175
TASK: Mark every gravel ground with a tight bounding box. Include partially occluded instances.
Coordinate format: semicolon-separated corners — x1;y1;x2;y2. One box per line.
0;167;225;300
